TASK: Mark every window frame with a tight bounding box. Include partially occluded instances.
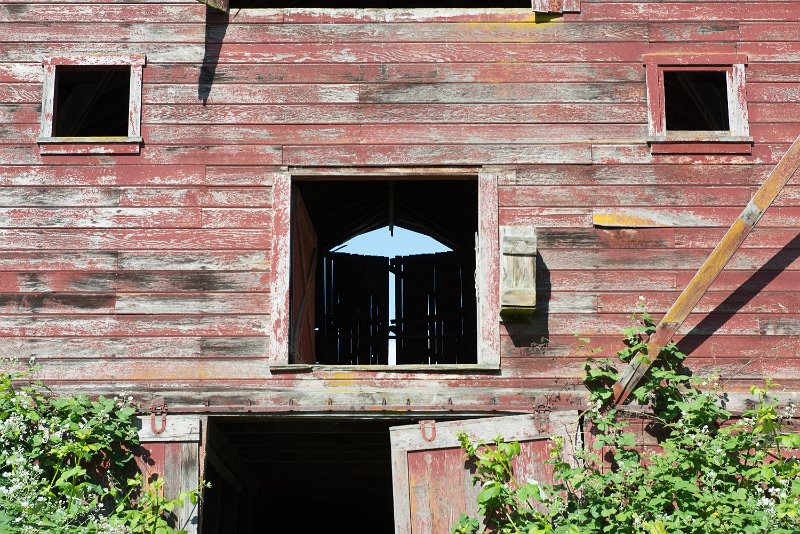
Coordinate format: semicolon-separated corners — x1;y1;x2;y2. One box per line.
644;53;751;154
269;167;501;370
38;55;145;155
199;0;575;12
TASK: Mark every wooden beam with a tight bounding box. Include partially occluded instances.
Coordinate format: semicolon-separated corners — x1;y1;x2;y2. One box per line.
612;134;800;405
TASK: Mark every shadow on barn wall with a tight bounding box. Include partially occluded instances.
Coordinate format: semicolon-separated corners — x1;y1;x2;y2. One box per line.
503;256;551;356
199;7;229;104
502;233;800;364
678;231;800;357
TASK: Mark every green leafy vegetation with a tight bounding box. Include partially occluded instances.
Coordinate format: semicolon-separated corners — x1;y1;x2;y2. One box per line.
0;362;204;533
454;313;800;534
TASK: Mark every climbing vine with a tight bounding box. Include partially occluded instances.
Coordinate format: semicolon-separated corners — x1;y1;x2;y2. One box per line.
0;361;204;533
454;313;800;534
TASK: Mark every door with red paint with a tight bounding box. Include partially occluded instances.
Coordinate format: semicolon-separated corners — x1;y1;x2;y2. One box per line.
136;415;202;534
389;412;579;534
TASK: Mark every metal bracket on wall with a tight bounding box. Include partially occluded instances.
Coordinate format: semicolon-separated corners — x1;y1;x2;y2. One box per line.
533;403;552;434
419;420;437;442
149;398;168;435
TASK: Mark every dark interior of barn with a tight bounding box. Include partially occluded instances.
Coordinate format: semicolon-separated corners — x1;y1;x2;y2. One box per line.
53;66;130;137
292;179;479;366
663;70;730;131
201;417;424;533
230;0;530;8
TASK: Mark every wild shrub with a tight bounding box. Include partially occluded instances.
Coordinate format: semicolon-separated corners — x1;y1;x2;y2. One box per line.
0;363;204;533
454;313;800;534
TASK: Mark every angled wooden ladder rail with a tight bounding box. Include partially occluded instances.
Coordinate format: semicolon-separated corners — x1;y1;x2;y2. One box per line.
612;134;800;405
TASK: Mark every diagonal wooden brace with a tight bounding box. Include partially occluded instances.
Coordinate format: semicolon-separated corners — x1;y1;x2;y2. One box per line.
612;134;800;405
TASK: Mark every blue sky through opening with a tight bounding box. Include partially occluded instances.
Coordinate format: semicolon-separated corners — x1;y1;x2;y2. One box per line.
333;225;451;256
332;225;450;364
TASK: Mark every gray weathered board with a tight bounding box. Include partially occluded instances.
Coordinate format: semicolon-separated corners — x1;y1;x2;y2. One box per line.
137;415;202;534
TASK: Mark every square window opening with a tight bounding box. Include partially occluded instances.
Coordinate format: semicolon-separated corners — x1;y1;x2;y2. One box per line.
290;179;479;366
663;70;730;132
643;53;750;153
53;66;131;138
39;55;145;154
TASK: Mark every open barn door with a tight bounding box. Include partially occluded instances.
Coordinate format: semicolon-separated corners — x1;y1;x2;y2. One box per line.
290;192;318;364
136;415;202;533
393;251;476;364
318;252;390;364
389;412;579;534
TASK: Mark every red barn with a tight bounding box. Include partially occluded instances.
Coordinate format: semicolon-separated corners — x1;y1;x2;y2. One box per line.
1;0;799;531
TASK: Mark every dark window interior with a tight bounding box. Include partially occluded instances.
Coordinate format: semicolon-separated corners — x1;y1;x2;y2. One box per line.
663;70;730;131
53;67;130;137
293;179;478;366
202;417;421;534
231;0;529;7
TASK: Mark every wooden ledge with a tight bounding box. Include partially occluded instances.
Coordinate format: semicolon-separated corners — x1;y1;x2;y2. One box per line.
648;134;753;155
270;364;499;373
38;137;143;155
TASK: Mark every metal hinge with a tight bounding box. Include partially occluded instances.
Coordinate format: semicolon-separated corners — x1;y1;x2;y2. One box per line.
533;401;551;434
149;397;168;435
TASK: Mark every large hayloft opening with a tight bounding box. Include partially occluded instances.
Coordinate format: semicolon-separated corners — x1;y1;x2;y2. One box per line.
291;179;479;366
201;417;420;533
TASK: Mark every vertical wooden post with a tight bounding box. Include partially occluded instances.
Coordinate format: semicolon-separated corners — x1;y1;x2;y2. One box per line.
270;169;292;365
478;169;501;367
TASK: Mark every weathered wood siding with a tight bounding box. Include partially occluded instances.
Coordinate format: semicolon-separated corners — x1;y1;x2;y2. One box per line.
0;0;798;409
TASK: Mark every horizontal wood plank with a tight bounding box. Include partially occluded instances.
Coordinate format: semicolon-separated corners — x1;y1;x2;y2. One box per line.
143;103;646;125
0;146;283;168
0;314;269;336
0;336;269;358
143;62;646;84
0;292;269;315
0;42;650;64
0;21;650;44
0;251;268;271
0;271;269;293
1;0;799;398
284;143;593;165
143;82;646;105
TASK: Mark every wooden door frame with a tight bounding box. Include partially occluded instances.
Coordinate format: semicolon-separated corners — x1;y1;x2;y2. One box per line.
269;166;502;369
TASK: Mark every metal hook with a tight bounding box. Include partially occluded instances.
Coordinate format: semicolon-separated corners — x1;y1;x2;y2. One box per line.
419;419;437;442
149;402;167;435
